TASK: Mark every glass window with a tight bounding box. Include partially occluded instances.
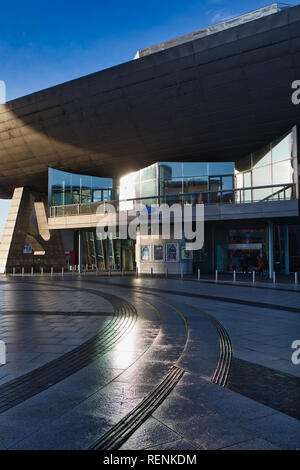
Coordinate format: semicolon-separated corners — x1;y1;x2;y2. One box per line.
243;172;251;187
252;166;271;187
222;176;234;190
140;180;157;198
235;173;243;189
183;163;208;177
272;132;292;163
209;177;222;192
159;163;182;179
208;162;234;176
252;187;273;201
184;177;208;193
140;164;156;181
253;145;271;168
272;160;293;185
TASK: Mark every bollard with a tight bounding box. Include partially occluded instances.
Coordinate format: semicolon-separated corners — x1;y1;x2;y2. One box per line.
108;268;111;277
181;268;183;280
215;269;218;282
295;272;298;285
61;267;64;277
13;267;15;276
273;272;276;284
197;269;200;281
22;267;24;276
252;270;255;283
150;267;153;278
233;270;236;282
51;267;53;277
122;268;125;276
31;267;34;276
165;268;168;279
136;267;139;278
41;267;44;277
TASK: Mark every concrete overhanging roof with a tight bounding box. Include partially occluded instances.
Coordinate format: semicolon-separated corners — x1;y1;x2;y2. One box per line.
0;4;299;198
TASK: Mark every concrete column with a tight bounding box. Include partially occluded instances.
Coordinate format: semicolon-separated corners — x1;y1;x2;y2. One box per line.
78;230;82;273
268;221;274;279
284;224;290;275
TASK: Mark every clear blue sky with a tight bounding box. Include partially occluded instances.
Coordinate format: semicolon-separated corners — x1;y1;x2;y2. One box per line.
0;0;299;235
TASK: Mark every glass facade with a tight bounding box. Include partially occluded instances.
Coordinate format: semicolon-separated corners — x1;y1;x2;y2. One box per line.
119;162;235;207
235;130;295;202
48;168;114;206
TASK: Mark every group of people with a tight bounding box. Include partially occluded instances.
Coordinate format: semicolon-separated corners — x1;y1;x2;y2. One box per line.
231;251;268;275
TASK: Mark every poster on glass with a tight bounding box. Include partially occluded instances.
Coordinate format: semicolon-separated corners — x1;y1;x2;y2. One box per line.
167;243;178;261
154;244;164;261
141;245;150;261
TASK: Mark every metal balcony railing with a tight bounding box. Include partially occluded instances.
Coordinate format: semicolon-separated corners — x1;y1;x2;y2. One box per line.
49;183;296;217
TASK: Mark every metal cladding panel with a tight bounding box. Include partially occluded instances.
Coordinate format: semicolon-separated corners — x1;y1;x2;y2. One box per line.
0;4;299;197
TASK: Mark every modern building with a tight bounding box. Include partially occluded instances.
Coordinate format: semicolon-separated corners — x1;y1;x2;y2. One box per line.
0;3;299;277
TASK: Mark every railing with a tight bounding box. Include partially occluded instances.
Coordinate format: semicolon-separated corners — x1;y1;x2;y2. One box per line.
49;183;296;217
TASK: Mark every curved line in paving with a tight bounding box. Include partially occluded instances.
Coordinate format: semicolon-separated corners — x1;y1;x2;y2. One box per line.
90;366;184;450
0;286;137;414
89;294;189;451
82;280;233;386
183;303;232;387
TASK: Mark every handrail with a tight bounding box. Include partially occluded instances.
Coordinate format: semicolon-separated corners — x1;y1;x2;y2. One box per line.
49;183;296;217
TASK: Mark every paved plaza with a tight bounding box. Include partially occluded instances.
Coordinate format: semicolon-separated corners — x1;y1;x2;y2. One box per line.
0;274;299;450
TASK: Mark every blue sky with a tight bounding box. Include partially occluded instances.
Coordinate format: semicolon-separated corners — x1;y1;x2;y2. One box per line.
0;0;299;235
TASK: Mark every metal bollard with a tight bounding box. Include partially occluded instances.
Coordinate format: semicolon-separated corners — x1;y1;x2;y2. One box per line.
181;268;183;280
252;270;255;283
31;267;34;276
122;268;125;276
61;267;64;277
136;267;139;278
233;270;236;282
150;267;153;278
22;267;24;276
41;267;44;277
51;267;53;277
165;268;168;279
295;272;298;285
13;267;15;276
215;269;218;282
273;272;276;284
197;269;200;281
108;268;111;277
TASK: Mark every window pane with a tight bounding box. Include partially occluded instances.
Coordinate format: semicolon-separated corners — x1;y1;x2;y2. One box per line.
272;133;292;163
208;162;234;176
253;145;271;168
252;166;271;187
222;176;234;190
183;163;208;177
159;163;182;179
141;164;156;181
272;160;293;185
